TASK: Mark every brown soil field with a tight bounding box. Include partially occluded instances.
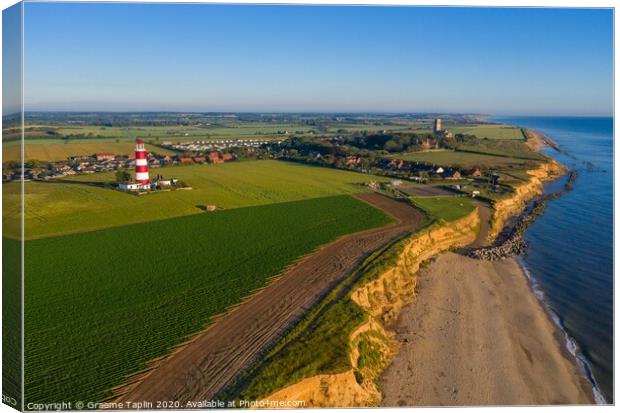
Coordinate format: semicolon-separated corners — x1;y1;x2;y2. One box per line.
112;193;425;405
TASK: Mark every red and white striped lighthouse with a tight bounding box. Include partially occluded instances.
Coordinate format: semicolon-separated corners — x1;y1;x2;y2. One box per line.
135;139;150;185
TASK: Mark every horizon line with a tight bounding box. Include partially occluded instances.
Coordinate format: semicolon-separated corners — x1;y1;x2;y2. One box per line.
3;110;613;118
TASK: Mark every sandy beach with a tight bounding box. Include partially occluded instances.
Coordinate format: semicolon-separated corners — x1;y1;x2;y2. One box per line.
380;252;593;406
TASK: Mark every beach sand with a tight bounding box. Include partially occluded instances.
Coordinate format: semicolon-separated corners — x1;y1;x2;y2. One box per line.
380;252;593;406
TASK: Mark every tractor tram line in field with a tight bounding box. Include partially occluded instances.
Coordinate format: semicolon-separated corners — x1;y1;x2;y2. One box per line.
110;193;425;405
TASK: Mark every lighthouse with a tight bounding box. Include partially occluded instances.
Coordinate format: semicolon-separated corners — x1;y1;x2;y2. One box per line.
135;139;150;185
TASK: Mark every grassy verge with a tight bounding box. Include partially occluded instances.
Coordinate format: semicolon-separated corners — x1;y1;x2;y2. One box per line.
410;196;475;222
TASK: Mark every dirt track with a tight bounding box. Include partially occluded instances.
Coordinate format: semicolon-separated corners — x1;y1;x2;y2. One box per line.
468;200;492;248
112;193;425;406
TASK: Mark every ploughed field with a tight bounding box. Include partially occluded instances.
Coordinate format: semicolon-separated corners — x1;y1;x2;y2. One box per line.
21;195;393;404
4;161;388;239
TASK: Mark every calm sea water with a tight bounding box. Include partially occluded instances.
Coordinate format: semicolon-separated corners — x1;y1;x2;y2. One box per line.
493;116;613;403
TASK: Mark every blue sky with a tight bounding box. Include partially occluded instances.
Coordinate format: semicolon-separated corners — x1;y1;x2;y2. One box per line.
3;2;22;116
21;3;613;115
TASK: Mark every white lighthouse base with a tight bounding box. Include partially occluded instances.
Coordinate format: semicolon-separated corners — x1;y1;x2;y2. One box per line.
118;182;153;192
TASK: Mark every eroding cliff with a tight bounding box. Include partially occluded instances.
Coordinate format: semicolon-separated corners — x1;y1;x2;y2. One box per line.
489;160;566;242
260;210;479;407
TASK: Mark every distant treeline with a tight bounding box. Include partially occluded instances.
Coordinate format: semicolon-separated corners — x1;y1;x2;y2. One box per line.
21;112;485;128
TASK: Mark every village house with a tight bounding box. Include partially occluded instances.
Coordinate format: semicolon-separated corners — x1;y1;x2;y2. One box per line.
467;167;482;177
208;152;223;164
442;169;462;180
95;153;116;162
345;156;360;166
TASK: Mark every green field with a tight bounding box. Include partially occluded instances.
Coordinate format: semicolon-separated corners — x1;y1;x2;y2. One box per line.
393;149;540;169
3;239;21;408
22;195;393;404
446;124;525;140
456;143;545;161
410;196;475;222
4;161;387;239
3;140;176;162
17;120;428;143
13;122;314;139
52;123;312;139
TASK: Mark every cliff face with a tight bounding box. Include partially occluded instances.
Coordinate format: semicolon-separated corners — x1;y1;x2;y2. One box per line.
488;160;566;242
261;210;480;407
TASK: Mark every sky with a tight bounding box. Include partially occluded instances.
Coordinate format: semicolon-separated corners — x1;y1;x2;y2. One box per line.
3;2;22;116
17;3;614;115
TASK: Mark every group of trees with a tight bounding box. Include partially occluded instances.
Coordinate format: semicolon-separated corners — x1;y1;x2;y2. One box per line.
115;169;131;183
278;132;448;156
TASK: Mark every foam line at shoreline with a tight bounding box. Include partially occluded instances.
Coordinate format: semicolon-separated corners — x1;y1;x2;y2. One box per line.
516;257;606;405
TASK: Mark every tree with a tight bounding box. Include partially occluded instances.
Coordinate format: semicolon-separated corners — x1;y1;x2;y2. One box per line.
115;169;131;183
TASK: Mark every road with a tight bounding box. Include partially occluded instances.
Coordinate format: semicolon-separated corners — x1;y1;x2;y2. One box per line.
111;193;425;406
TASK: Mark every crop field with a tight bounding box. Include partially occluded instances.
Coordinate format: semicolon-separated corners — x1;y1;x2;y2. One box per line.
446;124;525;140
14;119;434;145
4;161;387;239
3;140;176;162
394;149;541;168
52;122;315;138
324;123;429;134
22;195;392;404
14;122;316;142
457;141;546;161
410;196;475;222
3;238;21;407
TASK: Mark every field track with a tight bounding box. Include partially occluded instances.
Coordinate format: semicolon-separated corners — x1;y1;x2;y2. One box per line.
112;193;425;405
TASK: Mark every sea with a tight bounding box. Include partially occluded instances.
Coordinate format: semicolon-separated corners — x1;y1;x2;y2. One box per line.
492;116;613;404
